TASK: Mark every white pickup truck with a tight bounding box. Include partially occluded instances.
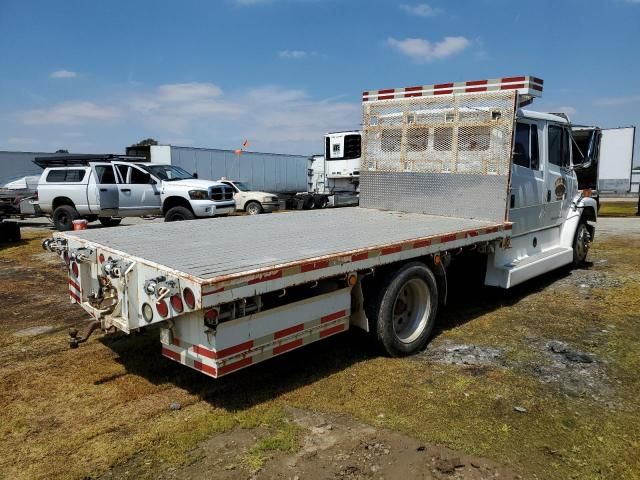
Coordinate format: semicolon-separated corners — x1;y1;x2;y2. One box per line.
36;155;235;230
45;75;598;377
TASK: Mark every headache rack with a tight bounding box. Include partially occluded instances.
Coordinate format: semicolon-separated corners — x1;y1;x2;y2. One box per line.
33;154;148;168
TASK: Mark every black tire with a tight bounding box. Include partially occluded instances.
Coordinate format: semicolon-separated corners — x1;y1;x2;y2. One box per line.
164;206;195;222
365;262;439;357
52;205;80;231
245;201;263;215
315;195;329;209
99;217;122;227
302;195;315;210
573;220;591;265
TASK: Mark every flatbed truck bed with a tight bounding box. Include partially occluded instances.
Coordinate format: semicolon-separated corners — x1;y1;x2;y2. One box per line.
63;207;508;283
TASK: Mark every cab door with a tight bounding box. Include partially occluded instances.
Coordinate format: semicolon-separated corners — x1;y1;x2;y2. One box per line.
509;120;545;235
90;163;119;215
114;163;161;215
543;124;573;228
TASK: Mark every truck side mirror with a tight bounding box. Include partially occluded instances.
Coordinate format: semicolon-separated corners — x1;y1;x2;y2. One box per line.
193;172;198;179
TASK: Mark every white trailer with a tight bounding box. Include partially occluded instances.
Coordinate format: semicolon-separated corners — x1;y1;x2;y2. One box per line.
45;75;598;378
292;131;361;209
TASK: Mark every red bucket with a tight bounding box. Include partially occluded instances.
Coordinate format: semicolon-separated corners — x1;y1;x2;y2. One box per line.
72;219;88;231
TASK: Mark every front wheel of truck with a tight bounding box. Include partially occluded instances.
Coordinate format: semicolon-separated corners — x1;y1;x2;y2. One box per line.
366;262;438;357
165;206;195;222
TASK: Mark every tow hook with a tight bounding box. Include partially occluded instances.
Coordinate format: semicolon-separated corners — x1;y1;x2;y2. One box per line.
68;320;100;349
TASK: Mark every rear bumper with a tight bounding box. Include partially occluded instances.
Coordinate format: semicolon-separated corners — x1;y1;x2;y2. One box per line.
191;200;236;217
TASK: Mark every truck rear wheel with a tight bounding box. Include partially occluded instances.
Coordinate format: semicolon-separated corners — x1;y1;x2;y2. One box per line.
52;205;80;231
165;206;195;222
99;217;122;227
366;262;438;356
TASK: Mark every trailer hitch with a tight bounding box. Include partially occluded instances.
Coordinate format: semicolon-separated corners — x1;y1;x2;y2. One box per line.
68;320;100;349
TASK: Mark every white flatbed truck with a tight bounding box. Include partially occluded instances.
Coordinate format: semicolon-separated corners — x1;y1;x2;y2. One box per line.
45;75;597;378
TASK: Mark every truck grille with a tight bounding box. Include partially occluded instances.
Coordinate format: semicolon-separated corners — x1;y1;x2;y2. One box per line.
210;186;234;201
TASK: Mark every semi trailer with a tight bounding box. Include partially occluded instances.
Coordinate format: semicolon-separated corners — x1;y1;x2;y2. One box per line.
45;75;597;378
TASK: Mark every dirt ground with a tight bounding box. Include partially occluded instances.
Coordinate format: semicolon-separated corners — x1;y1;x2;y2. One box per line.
1;218;639;480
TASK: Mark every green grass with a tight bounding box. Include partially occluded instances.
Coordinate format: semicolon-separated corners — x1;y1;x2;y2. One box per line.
1;228;639;479
598;201;638;217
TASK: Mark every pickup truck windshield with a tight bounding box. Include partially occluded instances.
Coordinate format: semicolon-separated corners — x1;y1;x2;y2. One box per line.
142;165;193;181
233;182;252;192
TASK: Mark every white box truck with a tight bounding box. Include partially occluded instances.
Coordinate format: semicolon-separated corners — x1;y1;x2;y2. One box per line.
44;75;598;378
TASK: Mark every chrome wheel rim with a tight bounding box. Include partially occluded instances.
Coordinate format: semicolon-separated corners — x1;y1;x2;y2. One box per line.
247;204;259;215
576;224;590;260
392;278;430;344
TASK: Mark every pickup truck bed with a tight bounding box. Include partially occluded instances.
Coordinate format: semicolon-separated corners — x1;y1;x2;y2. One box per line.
63;207;509;288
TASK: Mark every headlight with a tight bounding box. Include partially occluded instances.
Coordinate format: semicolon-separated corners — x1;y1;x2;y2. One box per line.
263;196;278;202
189;190;209;200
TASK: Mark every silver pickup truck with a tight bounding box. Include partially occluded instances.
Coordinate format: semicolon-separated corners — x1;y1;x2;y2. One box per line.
36;155;235;230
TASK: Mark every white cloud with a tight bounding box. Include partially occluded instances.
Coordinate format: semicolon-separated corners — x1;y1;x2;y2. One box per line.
18;101;121;125
400;3;440;17
156;82;223;102
593;95;640;106
387;36;470;62
49;69;78;79
10;81;360;154
278;50;308;59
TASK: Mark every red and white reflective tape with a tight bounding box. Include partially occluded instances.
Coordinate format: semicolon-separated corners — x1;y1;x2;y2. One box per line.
69;277;81;303
202;223;512;296
362;76;543;102
161;309;350;378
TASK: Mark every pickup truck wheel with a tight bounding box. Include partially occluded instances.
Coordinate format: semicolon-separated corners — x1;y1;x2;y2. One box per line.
245;201;263;215
573;220;591;265
52;205;80;231
165;206;195;222
99;217;122;227
367;262;438;357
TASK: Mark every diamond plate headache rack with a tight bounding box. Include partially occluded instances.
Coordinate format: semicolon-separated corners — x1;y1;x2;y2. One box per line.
362;75;543;107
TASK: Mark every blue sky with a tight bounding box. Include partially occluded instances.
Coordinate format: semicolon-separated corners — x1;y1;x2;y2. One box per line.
0;0;638;162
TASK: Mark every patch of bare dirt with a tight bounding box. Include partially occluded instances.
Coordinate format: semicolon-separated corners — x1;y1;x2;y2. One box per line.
119;409;523;480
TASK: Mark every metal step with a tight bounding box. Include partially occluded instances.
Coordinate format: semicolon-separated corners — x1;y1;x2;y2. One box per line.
499;246;573;288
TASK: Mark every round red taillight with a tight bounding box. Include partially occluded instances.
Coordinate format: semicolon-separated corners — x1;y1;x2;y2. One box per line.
183;288;195;309
204;308;218;323
156;300;169;318
99;253;105;264
170;295;183;313
71;261;79;278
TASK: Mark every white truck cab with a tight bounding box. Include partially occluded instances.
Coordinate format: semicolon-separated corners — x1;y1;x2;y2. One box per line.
219;178;280;215
36;155;235;230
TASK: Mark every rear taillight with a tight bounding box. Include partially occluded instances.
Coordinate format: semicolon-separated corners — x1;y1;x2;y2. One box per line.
71;261;79;278
171;295;183;313
204;308;218;324
183;288;195;309
156;300;169;318
98;253;105;264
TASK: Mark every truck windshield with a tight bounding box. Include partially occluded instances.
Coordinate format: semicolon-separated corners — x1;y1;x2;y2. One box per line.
233;182;252;191
142;165;193;181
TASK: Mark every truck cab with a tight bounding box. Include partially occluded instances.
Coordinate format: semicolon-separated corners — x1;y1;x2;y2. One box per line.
36;155;235;230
